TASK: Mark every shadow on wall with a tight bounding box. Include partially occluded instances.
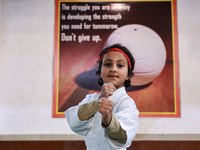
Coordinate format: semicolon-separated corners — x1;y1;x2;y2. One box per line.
75;68;152;92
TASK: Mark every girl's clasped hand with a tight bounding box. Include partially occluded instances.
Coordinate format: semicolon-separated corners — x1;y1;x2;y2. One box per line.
98;83;116;127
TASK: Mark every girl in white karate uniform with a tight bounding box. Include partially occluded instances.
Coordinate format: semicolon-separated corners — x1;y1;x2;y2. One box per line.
65;44;139;150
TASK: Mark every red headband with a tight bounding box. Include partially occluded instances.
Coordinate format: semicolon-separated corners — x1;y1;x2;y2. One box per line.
100;47;132;70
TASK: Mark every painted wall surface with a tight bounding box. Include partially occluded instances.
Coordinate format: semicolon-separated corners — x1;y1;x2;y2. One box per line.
0;0;200;140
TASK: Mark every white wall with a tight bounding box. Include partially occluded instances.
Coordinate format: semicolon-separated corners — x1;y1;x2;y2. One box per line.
0;0;200;140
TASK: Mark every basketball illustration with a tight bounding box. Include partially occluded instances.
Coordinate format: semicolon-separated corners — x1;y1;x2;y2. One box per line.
104;24;166;86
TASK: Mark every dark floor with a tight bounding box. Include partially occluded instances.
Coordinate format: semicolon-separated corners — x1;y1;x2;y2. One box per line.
0;141;200;150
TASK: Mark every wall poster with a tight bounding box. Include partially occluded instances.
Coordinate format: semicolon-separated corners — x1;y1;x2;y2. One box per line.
53;0;180;117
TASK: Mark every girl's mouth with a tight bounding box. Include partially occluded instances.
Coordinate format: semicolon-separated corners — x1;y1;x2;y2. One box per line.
108;75;118;78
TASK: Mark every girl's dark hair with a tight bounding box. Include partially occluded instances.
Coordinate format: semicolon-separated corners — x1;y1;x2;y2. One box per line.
96;44;135;87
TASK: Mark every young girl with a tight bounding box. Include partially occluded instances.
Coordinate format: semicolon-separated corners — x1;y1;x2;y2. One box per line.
65;44;139;150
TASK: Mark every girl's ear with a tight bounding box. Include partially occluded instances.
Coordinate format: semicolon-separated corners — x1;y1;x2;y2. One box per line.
126;76;129;81
126;73;131;80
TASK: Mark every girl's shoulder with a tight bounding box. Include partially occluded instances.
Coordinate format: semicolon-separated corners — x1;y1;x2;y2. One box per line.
115;92;137;109
80;93;99;104
85;92;99;99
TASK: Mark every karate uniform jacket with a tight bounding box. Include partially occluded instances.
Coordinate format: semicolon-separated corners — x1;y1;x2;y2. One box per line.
65;87;139;150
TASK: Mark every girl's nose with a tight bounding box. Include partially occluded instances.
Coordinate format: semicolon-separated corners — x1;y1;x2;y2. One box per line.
110;65;117;72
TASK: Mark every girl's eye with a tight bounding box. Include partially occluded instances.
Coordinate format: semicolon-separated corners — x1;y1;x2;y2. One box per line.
104;63;111;67
117;64;124;68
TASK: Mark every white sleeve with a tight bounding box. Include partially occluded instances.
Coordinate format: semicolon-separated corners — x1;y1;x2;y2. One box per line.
104;98;139;148
64;94;98;136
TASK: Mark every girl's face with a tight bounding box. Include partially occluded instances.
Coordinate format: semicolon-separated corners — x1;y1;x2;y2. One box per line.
100;51;129;89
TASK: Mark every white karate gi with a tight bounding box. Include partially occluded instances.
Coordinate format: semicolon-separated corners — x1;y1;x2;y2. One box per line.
65;87;139;150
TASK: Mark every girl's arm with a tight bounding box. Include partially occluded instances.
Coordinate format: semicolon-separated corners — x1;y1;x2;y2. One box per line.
104;115;127;143
98;97;127;144
104;98;139;148
65;94;99;136
78;99;98;121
